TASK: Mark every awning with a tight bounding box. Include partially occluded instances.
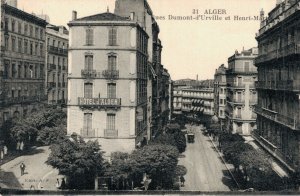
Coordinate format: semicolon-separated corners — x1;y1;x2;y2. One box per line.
200;108;204;112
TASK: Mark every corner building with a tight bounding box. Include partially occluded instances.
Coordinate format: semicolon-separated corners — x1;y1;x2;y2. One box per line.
67;11;149;155
225;48;258;136
255;0;300;172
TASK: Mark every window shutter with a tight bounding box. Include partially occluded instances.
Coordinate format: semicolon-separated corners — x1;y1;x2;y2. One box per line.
109;28;113;45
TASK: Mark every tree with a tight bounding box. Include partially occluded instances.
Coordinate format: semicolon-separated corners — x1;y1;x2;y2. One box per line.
36;126;67;146
47;135;104;190
128;144;179;190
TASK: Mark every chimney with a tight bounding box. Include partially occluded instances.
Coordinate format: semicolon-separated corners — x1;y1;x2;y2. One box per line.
59;26;64;34
6;0;17;8
72;11;77;20
196;74;198;81
130;12;135;21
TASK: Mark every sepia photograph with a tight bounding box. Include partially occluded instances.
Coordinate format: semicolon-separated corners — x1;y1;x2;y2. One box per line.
0;0;299;195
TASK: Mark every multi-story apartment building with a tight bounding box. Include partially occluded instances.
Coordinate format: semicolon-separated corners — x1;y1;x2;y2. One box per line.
115;0;171;139
254;0;300;172
67;10;149;155
173;85;214;122
0;1;47;127
45;24;68;105
214;64;227;128
225;48;258;136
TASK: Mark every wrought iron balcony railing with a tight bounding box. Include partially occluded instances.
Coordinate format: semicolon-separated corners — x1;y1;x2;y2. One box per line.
102;70;119;79
80;129;95;138
104;129;118;138
81;69;97;78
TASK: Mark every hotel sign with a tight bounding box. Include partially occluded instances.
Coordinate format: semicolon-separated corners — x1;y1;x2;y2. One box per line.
78;98;121;107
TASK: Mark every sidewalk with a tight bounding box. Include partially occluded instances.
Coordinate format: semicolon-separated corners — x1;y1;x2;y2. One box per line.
0;146;62;190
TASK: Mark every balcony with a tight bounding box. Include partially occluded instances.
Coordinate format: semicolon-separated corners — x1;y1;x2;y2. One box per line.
78;97;121;109
255;43;300;65
48;82;56;88
102;70;119;80
3;95;47;105
47;64;56;72
81;69;97;78
104;129;118;138
62;66;66;71
255;80;300;92
80;129;95;138
255;105;300;130
48;46;68;56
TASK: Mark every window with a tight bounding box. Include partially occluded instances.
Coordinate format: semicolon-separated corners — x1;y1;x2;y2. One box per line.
40;64;44;78
106;114;116;130
83;113;93;135
24;24;28;35
24;39;28;54
107;83;116;98
3;112;9;122
40;43;43;56
11;20;15;32
18;38;22;53
109;28;117;45
24;64;28;78
18;64;21;78
244;62;250;72
30;41;33;55
40;29;43;39
35;27;39;38
29;25;33;37
35;42;38;55
12;36;16;52
108;55;116;70
86;28;94;45
18;22;22;34
4;18;9;32
4;36;9;50
12;63;17;78
85;55;93;70
84;83;93;98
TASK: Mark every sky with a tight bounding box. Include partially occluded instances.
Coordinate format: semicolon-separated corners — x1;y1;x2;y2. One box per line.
17;0;276;80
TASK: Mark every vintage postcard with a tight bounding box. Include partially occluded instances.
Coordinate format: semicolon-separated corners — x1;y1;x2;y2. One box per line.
0;0;299;195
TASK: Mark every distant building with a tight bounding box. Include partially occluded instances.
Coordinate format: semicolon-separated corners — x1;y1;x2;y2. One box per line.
254;0;300;172
173;80;214;123
0;1;47;127
214;64;227;129
67;10;149;155
45;24;68;105
225;48;258;136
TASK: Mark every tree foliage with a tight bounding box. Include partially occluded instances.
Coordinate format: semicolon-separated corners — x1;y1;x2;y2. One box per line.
128;144;179;189
46;135;104;189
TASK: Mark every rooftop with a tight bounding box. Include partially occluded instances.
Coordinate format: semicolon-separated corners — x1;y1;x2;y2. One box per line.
75;12;130;21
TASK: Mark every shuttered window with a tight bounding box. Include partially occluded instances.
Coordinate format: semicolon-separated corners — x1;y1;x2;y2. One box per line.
107;83;116;98
108;56;116;70
84;83;93;98
84;113;92;135
106;114;115;130
85;55;93;70
86;28;94;45
109;28;117;46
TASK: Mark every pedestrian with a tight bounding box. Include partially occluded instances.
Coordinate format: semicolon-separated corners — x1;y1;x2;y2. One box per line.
180;175;185;187
56;179;60;190
20;162;26;176
30;184;35;190
4;145;8;155
16;141;20;151
60;178;66;190
0;150;4;161
20;141;24;151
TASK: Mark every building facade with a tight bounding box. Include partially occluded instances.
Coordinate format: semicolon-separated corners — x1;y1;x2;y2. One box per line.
173;84;214;122
115;0;171;139
225;48;258;136
0;1;47;128
214;64;227;128
45;24;68;105
67;11;149;155
255;0;300;172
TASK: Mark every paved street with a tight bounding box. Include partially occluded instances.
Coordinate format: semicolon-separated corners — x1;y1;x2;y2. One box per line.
0;146;62;190
179;125;232;191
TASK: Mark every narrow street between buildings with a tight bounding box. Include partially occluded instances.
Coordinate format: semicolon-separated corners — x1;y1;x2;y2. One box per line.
178;125;232;191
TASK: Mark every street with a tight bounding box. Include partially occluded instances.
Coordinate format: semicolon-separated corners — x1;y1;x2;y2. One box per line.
0;146;62;190
179;125;232;191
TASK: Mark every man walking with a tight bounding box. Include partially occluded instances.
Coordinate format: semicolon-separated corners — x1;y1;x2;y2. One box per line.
20;163;26;176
